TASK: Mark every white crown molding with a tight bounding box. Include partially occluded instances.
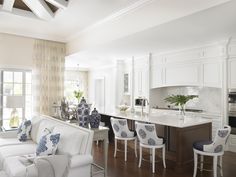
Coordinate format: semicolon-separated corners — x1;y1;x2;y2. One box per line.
67;0;154;41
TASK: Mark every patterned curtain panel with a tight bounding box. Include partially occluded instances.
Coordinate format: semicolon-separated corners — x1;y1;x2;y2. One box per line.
32;40;66;116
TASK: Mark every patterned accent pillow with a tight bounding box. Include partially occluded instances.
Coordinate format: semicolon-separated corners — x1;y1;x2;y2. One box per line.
36;133;60;156
17;120;32;142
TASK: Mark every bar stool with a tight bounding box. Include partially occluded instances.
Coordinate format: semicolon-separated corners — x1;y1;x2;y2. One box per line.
135;122;166;173
110;117;137;161
193;125;231;177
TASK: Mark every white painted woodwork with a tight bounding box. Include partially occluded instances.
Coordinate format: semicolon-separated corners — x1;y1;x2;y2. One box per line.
165;64;200;86
2;0;15;12
228;45;236;57
150;43;226;88
151;68;162;88
203;61;222;88
134;57;149;99
228;59;236;89
45;0;68;9
22;0;54;20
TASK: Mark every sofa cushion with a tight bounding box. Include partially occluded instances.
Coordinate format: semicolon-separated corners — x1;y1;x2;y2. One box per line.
53;126;85;156
17;120;32;142
30;116;42;142
36;133;60;156
0;138;34;147
0;144;37;170
35;119;56;144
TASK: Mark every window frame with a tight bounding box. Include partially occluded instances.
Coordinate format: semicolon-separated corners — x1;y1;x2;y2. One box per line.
0;68;32;127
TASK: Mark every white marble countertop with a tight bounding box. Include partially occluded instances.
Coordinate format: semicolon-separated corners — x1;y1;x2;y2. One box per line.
101;110;212;128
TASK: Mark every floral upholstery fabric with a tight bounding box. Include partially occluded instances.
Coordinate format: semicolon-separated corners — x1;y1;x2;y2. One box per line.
135;122;163;146
36;133;60;156
194;125;231;153
110;118;135;138
17;120;32;142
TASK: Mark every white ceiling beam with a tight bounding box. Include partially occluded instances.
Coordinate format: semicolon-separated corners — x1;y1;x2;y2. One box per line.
2;0;15;12
45;0;68;9
22;0;54;20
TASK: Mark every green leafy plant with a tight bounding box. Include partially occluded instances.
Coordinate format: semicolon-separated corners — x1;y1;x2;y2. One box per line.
164;94;198;114
74;90;83;102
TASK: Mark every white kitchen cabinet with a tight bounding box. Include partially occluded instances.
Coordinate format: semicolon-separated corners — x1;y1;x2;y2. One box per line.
228;45;236;57
150;67;162;88
165;64;200;86
228;59;236;89
134;57;149;98
203;61;222;88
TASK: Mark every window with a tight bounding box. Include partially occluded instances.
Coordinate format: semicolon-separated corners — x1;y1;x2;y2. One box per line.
64;70;88;104
0;69;32;128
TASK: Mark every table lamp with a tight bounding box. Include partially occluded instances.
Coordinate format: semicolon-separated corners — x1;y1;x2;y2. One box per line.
6;96;24;128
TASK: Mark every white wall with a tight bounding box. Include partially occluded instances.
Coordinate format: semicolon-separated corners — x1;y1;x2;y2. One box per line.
0;33;34;69
88;66;116;113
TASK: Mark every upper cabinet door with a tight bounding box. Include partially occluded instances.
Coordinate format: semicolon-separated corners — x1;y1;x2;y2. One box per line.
229;59;236;89
134;57;149;98
203;61;222;88
165;64;200;86
150;67;162;88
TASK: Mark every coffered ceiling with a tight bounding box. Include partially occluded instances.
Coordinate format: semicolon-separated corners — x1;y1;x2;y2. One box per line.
0;0;68;20
0;0;139;41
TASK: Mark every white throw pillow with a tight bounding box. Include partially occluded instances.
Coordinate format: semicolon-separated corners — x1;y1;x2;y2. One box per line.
36;133;60;156
17;120;32;142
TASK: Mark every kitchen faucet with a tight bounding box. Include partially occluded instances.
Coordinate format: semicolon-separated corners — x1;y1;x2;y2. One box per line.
141;98;149;116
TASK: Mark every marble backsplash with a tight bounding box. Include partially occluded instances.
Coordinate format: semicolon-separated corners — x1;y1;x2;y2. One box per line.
150;86;222;114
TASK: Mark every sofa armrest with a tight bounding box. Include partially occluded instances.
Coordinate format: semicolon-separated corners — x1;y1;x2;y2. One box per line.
69;154;93;168
0;130;17;138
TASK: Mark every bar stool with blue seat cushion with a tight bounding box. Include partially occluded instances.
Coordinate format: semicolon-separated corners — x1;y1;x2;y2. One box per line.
110;117;137;161
135;122;166;173
193;125;231;177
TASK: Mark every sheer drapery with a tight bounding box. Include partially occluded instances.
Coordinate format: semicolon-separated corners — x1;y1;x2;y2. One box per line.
32;40;66;115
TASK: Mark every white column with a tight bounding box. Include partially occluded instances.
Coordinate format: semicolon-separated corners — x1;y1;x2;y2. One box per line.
115;60;125;106
130;57;135;113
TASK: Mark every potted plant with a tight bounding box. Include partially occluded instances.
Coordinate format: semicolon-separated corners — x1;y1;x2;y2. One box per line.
164;94;198;116
74;90;83;103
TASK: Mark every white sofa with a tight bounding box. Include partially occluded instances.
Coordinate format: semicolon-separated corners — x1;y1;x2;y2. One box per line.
0;115;94;177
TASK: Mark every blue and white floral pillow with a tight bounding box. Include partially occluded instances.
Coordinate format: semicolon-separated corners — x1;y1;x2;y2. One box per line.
17;120;32;142
36;133;60;156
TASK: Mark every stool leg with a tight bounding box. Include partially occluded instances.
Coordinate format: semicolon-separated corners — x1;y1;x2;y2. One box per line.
200;155;204;171
114;138;117;157
134;138;137;158
220;156;223;177
213;156;217;177
162;145;166;168
125;140;127;161
152;148;155;173
193;151;198;177
139;146;142;168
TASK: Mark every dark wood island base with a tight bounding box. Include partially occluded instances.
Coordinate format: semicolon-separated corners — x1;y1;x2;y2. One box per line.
163;123;212;172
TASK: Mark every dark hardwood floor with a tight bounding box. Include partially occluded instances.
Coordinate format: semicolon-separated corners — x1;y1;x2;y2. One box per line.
93;142;236;177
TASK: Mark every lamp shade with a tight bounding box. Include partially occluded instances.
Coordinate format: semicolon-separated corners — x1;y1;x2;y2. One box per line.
6;96;25;108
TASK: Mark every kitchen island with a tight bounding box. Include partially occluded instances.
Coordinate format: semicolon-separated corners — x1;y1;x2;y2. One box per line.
100;110;212;171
